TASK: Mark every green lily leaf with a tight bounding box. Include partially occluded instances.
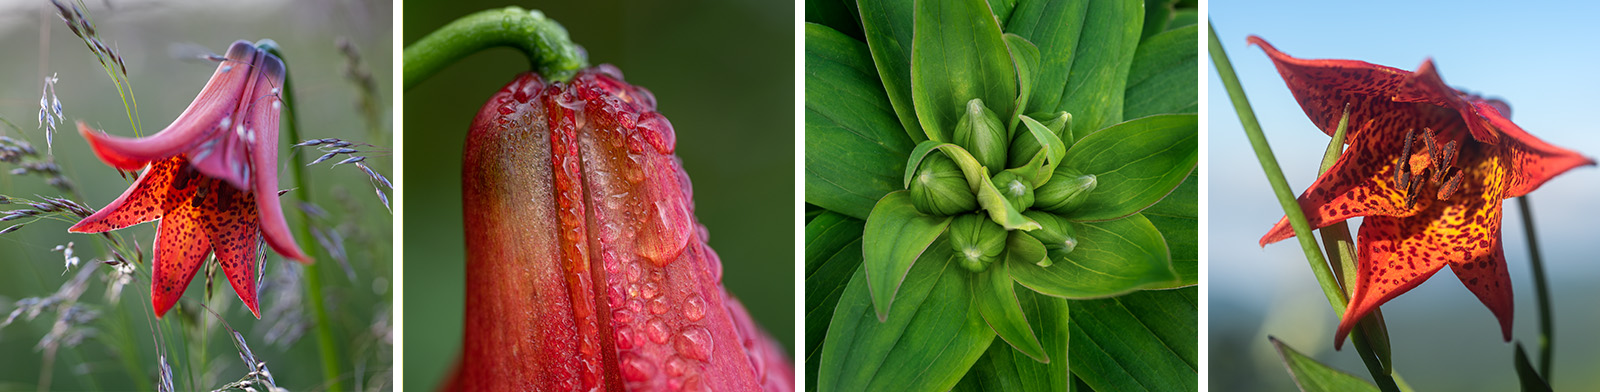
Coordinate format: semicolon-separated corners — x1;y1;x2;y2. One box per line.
1056;0;1142;141
1009;213;1178;298
805;24;916;219
973;235;1049;362
988;0;1018;26
1012;115;1068;186
1003;0;1088;114
911;0;1017;142
1142;172;1196;287
856;0;925;143
1059;114;1196;222
1003;33;1041;133
1167;8;1196;30
1140;0;1179;39
864;191;953;321
1270;337;1379;392
953;287;1072;391
1515;343;1553;392
1070;287;1198;391
805;212;867;389
818;238;995;391
904;141;1039;231
1124;24;1198;118
805;0;864;40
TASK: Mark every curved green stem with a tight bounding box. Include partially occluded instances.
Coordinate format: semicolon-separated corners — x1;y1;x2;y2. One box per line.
259;41;345;392
1209;23;1400;392
402;7;588;90
1517;196;1553;380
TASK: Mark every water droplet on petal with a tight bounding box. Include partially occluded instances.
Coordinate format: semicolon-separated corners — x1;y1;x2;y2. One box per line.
619;351;654;382
642;281;660;299
649;297;669;315
674;326;714;362
665;356;689;377
646;318;670;344
685;295;705;321
615;325;636;350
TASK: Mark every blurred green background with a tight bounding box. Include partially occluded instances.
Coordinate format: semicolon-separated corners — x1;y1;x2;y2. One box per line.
0;0;392;390
401;0;794;389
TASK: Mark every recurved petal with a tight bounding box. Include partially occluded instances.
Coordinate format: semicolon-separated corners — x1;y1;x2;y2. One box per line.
243;52;308;264
1249;36;1420;138
1404;60;1502;144
68;157;192;233
202;177;264;318
78;41;258;170
150;194;213;318
1449;237;1513;342
1478;102;1597;197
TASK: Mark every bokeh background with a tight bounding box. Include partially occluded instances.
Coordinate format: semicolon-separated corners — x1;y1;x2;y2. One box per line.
1210;1;1600;390
401;0;793;389
0;0;392;390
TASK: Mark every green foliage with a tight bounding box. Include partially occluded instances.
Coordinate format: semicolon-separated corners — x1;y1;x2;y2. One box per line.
806;0;1196;389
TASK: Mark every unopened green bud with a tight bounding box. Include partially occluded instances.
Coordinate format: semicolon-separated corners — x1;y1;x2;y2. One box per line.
949;213;1007;273
991;170;1034;211
953;98;1008;170
1022;211;1078;266
1034;168;1096;214
1007;111;1072;168
909;153;978;216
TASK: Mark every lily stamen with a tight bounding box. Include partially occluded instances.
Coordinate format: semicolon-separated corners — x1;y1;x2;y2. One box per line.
1395;128;1415;189
1437;169;1464;200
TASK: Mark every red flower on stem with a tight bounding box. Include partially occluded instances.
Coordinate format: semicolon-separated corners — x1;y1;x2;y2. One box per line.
1250;36;1592;348
68;40;309;318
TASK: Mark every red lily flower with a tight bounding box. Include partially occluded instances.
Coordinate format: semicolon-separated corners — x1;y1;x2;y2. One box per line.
1250;36;1593;348
448;68;791;391
68;40;309;319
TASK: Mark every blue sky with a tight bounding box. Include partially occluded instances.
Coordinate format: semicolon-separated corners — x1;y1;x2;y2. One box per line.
1208;1;1600;389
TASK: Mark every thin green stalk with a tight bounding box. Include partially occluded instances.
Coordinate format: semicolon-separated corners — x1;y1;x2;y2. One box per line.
259;42;345;392
402;6;587;90
1517;196;1553;380
1209;23;1400;392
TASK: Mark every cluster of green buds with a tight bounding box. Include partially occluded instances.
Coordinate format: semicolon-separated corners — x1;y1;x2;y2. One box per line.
905;98;1097;273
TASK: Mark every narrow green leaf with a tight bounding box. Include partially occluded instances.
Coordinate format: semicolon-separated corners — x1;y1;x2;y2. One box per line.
987;0;1018;26
805;24;917;219
806;0;865;41
1140;0;1178;40
818;239;995;391
805;212;867;389
1124;25;1198;118
956;288;1070;391
1003;33;1041;133
904;142;1039;231
1142;172;1196;287
1060;114;1197;222
1056;0;1143;141
1167;8;1196;30
1071;288;1198;391
1016;115;1067;185
1004;0;1088;114
864;191;953;321
1010;213;1178;298
1270;336;1379;392
974;239;1049;362
1515;343;1553;392
911;0;1017;142
856;0;926;143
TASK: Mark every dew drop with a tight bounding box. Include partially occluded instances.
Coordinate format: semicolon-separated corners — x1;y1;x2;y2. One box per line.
615;325;636;350
619;352;654;382
646;318;670;344
681;374;709;392
649;297;669;315
674;326;714;362
665;356;689;377
627;298;644;314
627;284;640;298
607;285;624;308
642;282;660;299
626;263;642;282
684;295;705;321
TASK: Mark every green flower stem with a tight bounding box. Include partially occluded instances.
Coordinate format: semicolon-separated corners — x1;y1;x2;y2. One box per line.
402;6;587;90
261;43;345;392
1209;23;1400;392
1517;196;1553;380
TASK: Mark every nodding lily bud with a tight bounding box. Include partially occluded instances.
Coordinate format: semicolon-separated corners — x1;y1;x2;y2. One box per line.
1034;168;1096;214
1007;111;1072;168
1022;211;1077;266
949;213;1007;273
953;98;1008;170
990;170;1034;211
909;153;978;216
